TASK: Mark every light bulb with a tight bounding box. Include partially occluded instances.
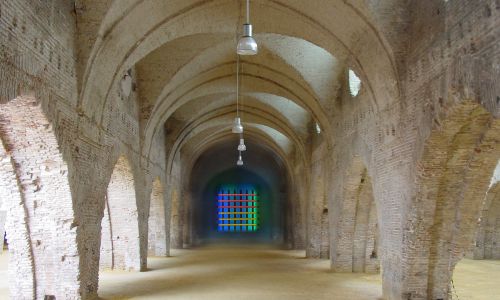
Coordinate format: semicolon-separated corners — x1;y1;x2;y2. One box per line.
237;154;244;166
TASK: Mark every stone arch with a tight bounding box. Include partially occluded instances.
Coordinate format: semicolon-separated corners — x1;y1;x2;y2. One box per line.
406;102;500;299
148;178;168;257
100;155;140;271
177;130;302;249
0;96;79;299
79;0;399;123
330;156;380;273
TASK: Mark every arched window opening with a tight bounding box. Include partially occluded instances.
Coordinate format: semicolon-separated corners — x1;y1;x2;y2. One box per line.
349;69;361;97
315;122;322;135
490;160;500;188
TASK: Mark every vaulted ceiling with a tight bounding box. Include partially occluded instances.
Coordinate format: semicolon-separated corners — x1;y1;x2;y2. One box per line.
75;0;402;170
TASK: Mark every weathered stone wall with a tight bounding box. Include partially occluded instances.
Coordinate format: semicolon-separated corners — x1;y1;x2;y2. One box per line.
148;178;167;256
0;1;499;300
169;153;183;249
0;0;170;298
0;139;35;299
329;155;379;273
306;131;330;259
290;150;307;250
0;96;80;299
100;156;140;271
327;1;500;299
396;1;500;298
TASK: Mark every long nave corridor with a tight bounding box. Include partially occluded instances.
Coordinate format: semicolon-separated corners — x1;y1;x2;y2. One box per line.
0;0;499;299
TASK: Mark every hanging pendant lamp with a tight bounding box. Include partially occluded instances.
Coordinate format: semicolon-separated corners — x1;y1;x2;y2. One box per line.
232;117;243;134
237;0;258;55
238;137;246;151
237;151;244;166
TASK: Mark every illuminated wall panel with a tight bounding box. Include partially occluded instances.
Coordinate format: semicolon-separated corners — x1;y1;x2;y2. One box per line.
217;184;259;232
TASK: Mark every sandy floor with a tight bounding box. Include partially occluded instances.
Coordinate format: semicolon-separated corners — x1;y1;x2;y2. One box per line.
99;245;383;300
452;258;500;300
0;248;499;299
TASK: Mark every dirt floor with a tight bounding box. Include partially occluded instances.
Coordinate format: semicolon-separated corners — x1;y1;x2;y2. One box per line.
99;245;382;300
452;258;500;300
0;246;499;299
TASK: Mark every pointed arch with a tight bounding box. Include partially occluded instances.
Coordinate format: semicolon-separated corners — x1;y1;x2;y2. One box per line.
330;156;380;273
0;96;79;298
405;102;500;299
100;155;140;271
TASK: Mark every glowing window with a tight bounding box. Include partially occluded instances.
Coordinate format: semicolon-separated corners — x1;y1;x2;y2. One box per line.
217;184;259;232
349;69;361;97
315;122;321;134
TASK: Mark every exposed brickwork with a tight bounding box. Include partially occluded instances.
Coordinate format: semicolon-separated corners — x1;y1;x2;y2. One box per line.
330;156;379;273
148;178;167;257
0;138;35;299
404;103;500;299
0;1;498;300
0;96;79;299
307;134;330;259
100;156;140;271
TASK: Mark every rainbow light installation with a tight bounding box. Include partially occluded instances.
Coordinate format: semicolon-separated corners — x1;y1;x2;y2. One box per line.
217;184;259;232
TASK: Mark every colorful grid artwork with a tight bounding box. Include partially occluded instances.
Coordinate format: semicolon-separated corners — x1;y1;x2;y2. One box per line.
217;185;259;232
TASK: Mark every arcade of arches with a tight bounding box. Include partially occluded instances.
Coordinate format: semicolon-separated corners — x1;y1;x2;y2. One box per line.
0;1;499;299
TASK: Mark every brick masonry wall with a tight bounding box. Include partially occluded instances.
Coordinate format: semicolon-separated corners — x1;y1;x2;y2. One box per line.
329;1;500;299
329;156;379;273
0;0;170;298
307;133;330;259
290;149;308;250
0;96;80;299
100;156;140;271
0;139;35;299
148;178;167;257
0;1;498;300
169;155;183;249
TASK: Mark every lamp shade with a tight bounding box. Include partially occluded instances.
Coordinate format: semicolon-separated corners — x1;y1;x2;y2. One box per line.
237;24;258;55
232;117;244;134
